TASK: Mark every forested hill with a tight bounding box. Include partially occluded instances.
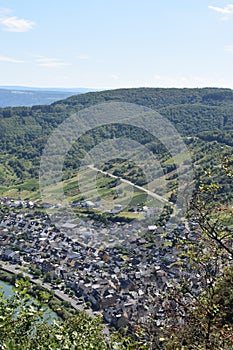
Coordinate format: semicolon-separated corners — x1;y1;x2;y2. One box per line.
55;87;233;109
1;87;233;142
0;87;233;189
51;87;233;138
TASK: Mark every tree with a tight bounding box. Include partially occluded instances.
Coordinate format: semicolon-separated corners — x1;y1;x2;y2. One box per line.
162;163;233;349
0;278;147;349
134;161;233;349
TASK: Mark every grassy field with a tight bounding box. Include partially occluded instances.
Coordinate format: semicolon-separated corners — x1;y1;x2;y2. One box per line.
0;165;169;222
0;150;190;225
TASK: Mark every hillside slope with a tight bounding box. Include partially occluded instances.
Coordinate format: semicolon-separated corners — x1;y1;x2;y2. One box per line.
0;87;232;199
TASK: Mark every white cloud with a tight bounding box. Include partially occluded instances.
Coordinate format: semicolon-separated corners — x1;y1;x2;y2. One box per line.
109;74;120;80
35;57;70;68
0;11;35;32
39;62;69;68
0;55;25;63
76;54;90;60
208;4;233;19
224;45;233;53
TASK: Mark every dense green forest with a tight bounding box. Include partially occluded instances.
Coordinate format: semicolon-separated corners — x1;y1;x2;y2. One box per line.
0;87;232;204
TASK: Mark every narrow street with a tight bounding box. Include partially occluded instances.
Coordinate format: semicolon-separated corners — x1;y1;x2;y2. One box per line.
0;261;109;334
0;262;85;312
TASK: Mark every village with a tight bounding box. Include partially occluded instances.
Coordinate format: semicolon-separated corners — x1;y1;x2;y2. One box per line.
0;196;202;329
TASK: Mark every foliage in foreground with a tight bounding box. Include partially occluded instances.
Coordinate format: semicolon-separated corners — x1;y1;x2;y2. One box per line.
0;281;146;350
158;164;233;349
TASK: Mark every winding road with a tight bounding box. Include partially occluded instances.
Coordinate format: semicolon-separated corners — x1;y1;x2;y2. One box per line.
88;164;171;205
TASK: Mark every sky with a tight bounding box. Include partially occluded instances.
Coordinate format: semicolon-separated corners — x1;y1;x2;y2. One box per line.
0;0;233;89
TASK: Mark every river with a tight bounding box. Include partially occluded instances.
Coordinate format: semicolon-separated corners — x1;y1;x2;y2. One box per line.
0;280;13;297
0;280;58;321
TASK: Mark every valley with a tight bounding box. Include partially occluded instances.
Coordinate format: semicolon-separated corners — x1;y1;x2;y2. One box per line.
0;87;232;348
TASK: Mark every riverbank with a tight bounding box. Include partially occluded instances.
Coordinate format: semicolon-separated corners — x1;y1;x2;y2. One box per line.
0;263;77;319
0;261;109;336
0;279;13;296
0;279;58;322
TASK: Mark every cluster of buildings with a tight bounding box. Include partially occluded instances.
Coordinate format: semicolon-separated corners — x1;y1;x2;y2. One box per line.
0;196;208;328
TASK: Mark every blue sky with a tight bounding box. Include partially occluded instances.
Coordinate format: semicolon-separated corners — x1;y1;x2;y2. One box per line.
0;0;233;89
